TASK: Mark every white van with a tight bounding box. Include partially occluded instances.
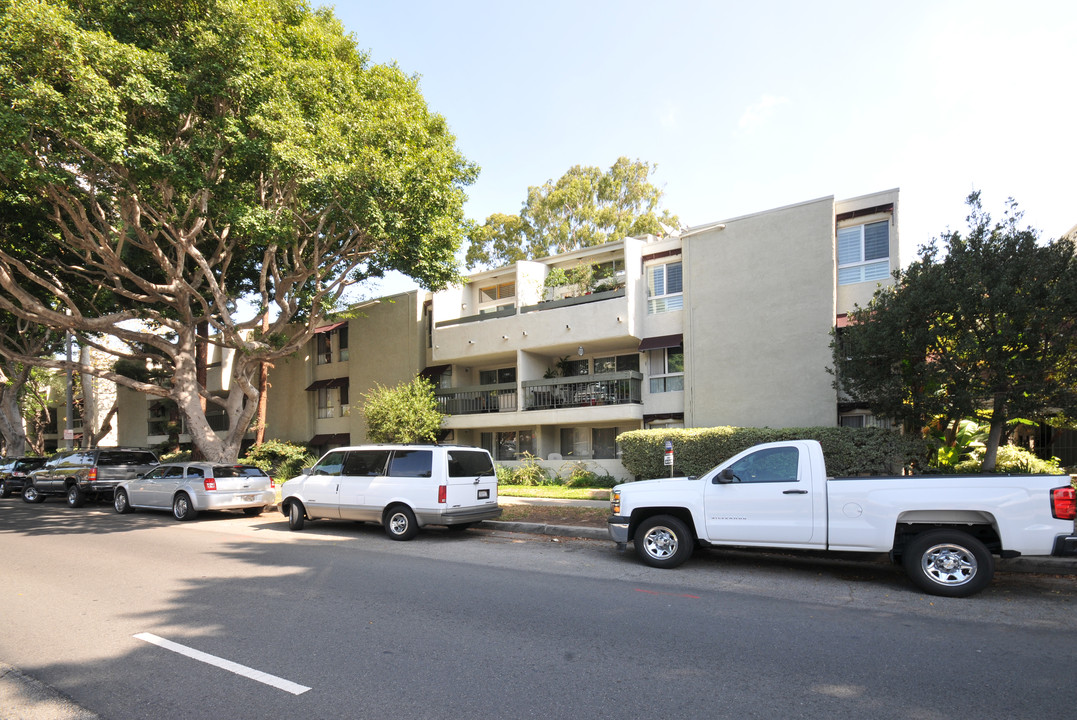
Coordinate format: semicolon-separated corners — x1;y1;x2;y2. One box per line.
279;445;501;540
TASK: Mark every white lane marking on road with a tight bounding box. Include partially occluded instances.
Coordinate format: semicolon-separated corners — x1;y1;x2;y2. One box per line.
134;632;311;695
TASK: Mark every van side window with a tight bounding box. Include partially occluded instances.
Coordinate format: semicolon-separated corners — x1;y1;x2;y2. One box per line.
726;447;800;483
448;450;495;478
343;450;389;476
311;451;346;476
388;450;433;478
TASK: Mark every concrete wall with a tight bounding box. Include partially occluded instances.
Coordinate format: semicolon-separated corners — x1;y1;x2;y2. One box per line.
683;196;839;428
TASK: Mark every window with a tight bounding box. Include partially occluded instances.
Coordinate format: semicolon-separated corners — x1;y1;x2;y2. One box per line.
560;359;588;377
726;447;800;483
839;413;891;430
311;450;346;476
338;381;350;417
317;386;335;419
338;326;349;362
448;450;495;478
388;450;433;478
315;332;331;365
482;430;534;461
593;354;639;374
649;345;684;393
479;367;516;385
560;427;589;458
559;427;623;459
592;427;620;459
343;450;390;476
647;261;683;313
478;281;516;314
838;220;890;285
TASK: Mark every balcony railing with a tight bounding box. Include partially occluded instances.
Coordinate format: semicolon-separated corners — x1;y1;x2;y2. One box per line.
435;383;518;415
521;371;642;410
434;287;626;328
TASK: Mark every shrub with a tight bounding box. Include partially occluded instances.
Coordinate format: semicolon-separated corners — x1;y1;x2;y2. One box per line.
241;439;315;480
616;426;930;479
952;445;1064;475
499;453;554;486
558;460;618;488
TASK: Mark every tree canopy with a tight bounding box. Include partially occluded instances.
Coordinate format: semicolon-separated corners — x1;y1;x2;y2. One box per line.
0;0;476;461
362;377;443;444
465;157;678;269
832;192;1077;471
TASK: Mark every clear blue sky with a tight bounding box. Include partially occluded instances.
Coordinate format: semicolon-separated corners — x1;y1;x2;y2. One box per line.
329;0;1076;295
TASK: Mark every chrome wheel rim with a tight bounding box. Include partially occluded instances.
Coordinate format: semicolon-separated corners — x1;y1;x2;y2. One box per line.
115;492;127;512
24;487;37;501
921;543;976;586
67;487;78;504
389;512;408;536
174;497;189;519
642;525;679;560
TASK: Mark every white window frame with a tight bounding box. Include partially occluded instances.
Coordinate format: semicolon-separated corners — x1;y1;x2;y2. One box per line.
646;261;683;314
838;220;890;285
648;346;684;393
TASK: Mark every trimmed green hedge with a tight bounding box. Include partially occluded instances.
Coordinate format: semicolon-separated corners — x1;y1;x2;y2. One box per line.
616;426;930;480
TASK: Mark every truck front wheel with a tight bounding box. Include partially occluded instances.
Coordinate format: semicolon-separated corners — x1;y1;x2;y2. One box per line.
635;515;693;569
903;530;993;598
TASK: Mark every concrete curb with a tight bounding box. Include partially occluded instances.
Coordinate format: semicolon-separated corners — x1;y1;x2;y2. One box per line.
478;520;1077;576
0;663;99;720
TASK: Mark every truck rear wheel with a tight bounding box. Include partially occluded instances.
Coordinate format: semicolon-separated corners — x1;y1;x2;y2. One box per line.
66;484;85;508
903;529;993;598
634;515;693;569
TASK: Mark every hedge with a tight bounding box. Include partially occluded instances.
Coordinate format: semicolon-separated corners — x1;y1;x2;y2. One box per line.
616;426;930;480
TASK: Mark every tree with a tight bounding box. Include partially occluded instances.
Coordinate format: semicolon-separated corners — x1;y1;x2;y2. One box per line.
832;192;1077;471
465;157;678;268
0;0;476;461
362;377;443;444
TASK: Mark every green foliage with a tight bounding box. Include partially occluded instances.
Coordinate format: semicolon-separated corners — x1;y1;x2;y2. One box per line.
466;157;678;269
240;439;314;479
158;449;192;463
497;452;555;486
833;192;1077;471
952;444;1064;475
930;419;988;469
617;426;930;479
362;377;443;444
558;460;617;488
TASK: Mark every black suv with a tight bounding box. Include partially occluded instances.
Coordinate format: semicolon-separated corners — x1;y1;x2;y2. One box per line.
23;448;159;507
0;456;47;498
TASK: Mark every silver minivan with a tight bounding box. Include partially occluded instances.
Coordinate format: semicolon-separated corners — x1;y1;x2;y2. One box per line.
279;445;501;540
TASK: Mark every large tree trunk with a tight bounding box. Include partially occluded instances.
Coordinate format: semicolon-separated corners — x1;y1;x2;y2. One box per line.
982;394;1008;472
0;379;27;456
254;311;269;445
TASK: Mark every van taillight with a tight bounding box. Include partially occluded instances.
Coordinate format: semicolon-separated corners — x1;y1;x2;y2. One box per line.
438;485;446;504
1052;487;1076;520
204;478;217;491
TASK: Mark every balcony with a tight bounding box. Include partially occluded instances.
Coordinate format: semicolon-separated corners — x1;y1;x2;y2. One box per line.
435;383;518;416
522;372;642;410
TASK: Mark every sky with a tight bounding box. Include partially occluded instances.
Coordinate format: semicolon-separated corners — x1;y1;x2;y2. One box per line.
329;0;1077;296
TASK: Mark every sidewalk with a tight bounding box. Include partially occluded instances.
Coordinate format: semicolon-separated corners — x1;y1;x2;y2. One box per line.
0;663;98;720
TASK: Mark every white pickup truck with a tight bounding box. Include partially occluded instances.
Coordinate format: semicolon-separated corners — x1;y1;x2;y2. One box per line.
608;440;1077;597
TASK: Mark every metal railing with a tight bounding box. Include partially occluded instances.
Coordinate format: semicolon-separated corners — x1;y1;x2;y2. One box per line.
522;372;642;410
434;383;518;415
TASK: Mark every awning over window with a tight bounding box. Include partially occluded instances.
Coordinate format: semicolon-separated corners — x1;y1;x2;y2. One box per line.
419;364;451;380
644;413;684;424
309;433;350;447
305;377;349;391
313;320;347;334
638;334;683;352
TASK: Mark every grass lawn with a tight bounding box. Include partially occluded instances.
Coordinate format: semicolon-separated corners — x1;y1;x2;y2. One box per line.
497;485;611;500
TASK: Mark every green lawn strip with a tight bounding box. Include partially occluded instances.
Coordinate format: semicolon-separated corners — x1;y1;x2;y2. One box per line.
497;485;610;500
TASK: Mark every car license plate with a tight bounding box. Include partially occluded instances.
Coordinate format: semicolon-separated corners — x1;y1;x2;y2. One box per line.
241;494;255;502
477;489;489;499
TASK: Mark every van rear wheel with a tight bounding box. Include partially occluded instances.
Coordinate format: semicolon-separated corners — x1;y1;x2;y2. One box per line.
385;506;418;541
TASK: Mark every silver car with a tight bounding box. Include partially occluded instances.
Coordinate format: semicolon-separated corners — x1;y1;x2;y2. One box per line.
113;462;275;521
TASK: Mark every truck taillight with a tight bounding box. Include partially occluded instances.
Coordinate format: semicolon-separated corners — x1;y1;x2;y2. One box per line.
1052;487;1076;520
88;467;97;482
204;478;217;491
438;485;447;504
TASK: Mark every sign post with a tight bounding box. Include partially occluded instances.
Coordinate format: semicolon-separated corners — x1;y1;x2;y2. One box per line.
664;440;674;477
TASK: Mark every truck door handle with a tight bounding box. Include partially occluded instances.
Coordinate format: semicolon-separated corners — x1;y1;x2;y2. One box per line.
783;489;808;495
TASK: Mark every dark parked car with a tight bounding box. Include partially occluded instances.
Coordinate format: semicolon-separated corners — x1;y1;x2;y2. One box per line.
23;448;159;507
0;456;47;498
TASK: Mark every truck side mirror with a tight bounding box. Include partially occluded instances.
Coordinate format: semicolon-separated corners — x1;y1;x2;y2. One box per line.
714;468;735;484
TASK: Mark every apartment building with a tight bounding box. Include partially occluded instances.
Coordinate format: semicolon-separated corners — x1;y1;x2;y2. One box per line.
252;188;899;478
107;189;899;477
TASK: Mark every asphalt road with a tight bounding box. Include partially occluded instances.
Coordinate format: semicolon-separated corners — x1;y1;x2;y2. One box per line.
1;500;1075;720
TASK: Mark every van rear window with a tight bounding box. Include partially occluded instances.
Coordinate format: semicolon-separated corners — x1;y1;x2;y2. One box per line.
448;450;494;478
388;450;432;478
